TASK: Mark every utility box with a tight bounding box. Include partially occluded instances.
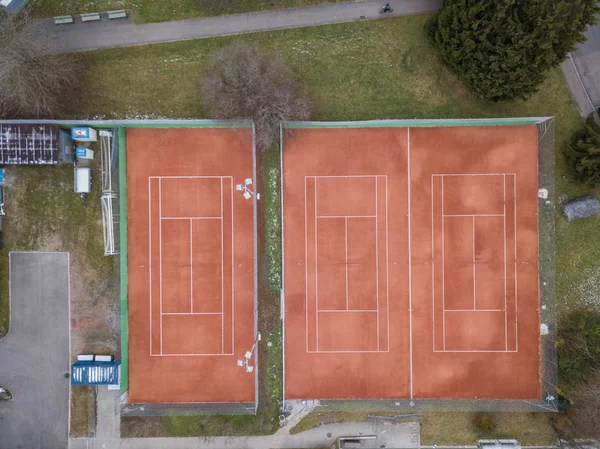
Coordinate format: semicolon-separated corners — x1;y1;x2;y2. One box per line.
74;167;91;194
71;127;97;142
75;147;94;160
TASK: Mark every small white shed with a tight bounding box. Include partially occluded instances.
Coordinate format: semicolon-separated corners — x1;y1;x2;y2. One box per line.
74;167;91;193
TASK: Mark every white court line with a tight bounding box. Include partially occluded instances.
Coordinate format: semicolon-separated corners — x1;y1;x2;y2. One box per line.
444;309;505;312
504;174;508;351
473;215;476;310
307;349;391;354
230;177;235;356
375;177;379;350
432;173;515;177
315;178;318;351
309;175;386;178
150;353;234;357
161;216;221;220
317;215;376;219
304;175;389;353
345;216;349;311
441;176;445;351
318;309;378;313
445;214;504;217
163;312;223;315
434;172;520;353
149;178;153;355
304;178;309;352
151;175;234;357
407;128;413;399
385;175;390;353
221;179;224;355
159;178;163;355
432;349;519;353
514;174;518;351
190;219;193;314
431;176;436;351
149;175;231;179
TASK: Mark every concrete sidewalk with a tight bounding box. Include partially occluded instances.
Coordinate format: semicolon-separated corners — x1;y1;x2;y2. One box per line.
44;0;442;53
120;421;420;449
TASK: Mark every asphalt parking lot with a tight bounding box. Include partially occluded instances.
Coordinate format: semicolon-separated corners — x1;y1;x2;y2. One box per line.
0;252;70;449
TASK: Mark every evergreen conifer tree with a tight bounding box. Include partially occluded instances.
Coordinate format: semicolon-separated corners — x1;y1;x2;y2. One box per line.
427;0;599;101
566;116;600;186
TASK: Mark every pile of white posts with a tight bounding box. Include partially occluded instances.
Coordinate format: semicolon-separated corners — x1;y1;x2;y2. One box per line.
100;130;119;256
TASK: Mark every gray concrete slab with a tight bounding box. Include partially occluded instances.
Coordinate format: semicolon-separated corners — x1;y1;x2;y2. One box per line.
571;18;600;110
94;387;121;449
42;0;443;53
0;252;70;449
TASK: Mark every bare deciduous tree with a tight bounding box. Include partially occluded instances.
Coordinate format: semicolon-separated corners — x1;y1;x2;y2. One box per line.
0;12;75;117
570;368;600;437
201;41;311;149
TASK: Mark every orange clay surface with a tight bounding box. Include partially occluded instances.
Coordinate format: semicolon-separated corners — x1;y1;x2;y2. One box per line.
282;125;540;400
126;127;255;403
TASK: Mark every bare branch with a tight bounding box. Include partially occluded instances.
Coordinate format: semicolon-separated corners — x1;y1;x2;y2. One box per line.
0;11;75;118
201;41;311;149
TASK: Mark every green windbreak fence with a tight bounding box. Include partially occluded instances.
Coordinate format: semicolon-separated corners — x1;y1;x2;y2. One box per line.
280;117;557;413
118;126;128;394
281;118;549;128
0;117;554;412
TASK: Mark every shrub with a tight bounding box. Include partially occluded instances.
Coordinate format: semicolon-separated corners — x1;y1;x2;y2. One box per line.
557;309;600;387
473;413;496;434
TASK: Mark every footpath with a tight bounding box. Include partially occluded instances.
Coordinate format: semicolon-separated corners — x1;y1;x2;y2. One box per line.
43;0;443;53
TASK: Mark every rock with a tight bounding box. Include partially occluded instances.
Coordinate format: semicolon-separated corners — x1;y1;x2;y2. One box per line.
561;194;600;222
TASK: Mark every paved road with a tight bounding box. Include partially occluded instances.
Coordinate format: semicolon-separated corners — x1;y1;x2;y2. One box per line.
44;0;443;53
120;421;420;449
561;18;600;117
0;252;70;449
561;55;595;117
571;19;600;109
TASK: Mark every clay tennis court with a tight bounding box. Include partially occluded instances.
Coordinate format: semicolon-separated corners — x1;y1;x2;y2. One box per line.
126;126;256;403
282;124;541;400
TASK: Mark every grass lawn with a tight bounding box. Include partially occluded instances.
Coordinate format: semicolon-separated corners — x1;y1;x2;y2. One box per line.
53;13;597;437
70;386;92;437
30;0;343;24
420;412;557;446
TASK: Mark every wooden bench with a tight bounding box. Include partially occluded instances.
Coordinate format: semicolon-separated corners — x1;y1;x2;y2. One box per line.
53;15;74;25
107;9;127;19
80;12;101;22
